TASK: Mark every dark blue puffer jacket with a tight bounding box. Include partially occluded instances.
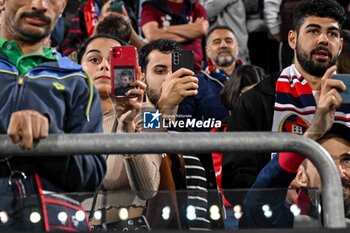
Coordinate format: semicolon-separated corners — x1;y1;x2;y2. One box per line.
0;50;106;193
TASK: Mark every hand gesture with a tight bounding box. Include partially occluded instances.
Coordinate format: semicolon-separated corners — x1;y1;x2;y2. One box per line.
99;1;130;24
113;79;146;132
194;17;209;34
305;66;346;140
7;110;49;150
157;68;198;115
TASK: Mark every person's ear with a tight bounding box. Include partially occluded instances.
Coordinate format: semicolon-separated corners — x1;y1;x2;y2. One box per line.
295;166;308;187
140;72;145;82
138;66;145;82
59;0;68;18
288;30;297;50
338;37;343;56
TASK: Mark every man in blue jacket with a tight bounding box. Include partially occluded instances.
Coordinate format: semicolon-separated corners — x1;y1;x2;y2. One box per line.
0;0;106;231
177;26;242;131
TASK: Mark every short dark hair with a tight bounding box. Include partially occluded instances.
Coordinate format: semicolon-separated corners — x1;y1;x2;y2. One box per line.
138;39;181;73
337;30;350;73
95;15;132;43
77;34;127;64
206;26;236;44
293;0;346;33
321;123;350;143
121;70;132;78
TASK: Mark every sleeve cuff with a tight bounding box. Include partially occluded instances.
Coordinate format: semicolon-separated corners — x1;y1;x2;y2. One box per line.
278;152;305;173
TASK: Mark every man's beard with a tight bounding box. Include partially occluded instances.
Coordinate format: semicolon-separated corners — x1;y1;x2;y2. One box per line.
12;11;52;43
344;196;350;218
342;179;350;218
296;43;337;77
146;87;159;107
14;25;50;43
214;51;235;67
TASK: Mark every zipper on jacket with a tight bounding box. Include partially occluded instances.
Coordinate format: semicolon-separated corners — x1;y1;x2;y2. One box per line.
13;75;25;112
18;76;24;86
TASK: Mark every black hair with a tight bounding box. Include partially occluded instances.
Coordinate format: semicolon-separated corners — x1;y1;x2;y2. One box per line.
322;123;350;142
77;34;127;64
120;70;133;78
338;30;350;73
293;0;346;33
206;25;236;43
95;15;132;43
220;65;267;110
138;39;181;73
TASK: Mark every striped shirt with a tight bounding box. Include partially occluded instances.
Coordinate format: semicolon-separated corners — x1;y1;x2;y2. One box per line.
183;154;211;230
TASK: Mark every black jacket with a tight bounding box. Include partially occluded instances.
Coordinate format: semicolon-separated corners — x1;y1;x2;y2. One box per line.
222;73;279;206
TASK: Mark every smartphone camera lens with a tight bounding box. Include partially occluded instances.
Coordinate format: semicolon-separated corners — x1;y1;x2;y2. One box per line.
174;52;180;65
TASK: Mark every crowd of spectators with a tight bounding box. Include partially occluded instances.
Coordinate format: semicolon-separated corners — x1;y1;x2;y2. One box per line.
1;0;350;231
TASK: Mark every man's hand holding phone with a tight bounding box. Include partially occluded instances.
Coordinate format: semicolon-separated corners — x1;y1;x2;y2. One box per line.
157;49;197;115
99;0;130;24
110;0;124;13
157;67;198;116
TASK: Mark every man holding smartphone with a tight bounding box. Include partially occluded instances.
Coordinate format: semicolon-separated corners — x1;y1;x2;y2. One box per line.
177;26;243;131
139;39;215;230
222;0;350;224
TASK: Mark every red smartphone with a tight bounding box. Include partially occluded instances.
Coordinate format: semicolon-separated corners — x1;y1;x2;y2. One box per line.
110;46;138;97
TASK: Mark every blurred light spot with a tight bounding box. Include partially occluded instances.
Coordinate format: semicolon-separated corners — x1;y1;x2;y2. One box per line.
187;205;195;213
162;213;170;220
262;204;270;212
30;212;41;223
119;208;129;220
186;205;196;221
163;206;171;215
290;204;301;216
162;206;170;220
318;204;322;213
210;205;219;213
0;211;9;224
234;212;242;219
233;205;243;220
58;212;68;224
210;205;221;220
210;213;221;220
233;205;241;213
264;210;273;218
94;210;102;221
75;210;85;222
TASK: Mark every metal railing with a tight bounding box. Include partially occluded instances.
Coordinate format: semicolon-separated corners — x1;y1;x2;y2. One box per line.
0;132;345;228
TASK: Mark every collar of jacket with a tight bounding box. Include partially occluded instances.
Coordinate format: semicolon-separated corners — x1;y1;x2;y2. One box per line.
254;71;280;96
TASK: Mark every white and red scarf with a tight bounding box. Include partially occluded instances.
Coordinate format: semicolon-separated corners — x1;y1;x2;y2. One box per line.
272;64;350;135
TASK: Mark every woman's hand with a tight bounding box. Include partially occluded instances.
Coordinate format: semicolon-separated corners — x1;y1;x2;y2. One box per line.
112;75;146;132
